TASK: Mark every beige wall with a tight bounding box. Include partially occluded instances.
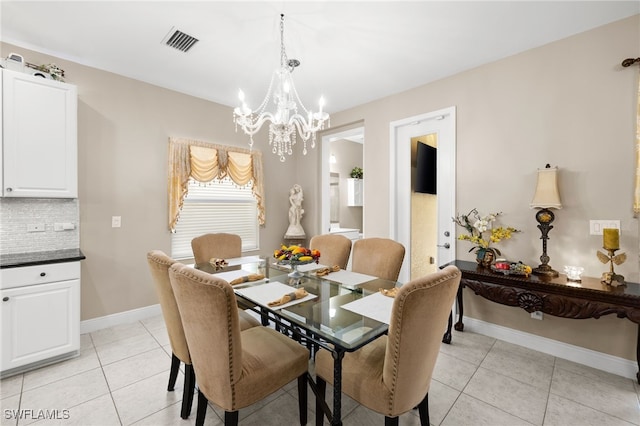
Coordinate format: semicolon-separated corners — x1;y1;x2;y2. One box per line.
2;14;639;362
310;15;640;361
1;41;304;320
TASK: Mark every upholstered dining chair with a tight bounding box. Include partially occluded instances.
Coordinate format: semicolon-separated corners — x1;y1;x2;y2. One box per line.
351;237;405;282
146;250;260;419
191;232;242;264
309;234;352;270
168;263;310;426
314;265;461;426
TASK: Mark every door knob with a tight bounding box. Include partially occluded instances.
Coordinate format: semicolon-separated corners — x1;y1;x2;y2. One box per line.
438;243;450;249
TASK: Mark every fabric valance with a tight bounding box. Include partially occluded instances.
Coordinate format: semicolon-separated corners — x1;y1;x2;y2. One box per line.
168;137;265;232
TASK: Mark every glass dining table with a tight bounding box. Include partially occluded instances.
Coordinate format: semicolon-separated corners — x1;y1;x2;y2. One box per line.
195;256;399;426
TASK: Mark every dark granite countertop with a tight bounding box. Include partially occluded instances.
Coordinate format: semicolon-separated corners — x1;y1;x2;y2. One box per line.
0;248;86;269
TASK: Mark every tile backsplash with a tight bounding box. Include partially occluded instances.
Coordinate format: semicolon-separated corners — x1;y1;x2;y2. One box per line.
0;198;79;255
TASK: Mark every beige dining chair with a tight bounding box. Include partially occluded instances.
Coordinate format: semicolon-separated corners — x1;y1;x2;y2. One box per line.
191;232;242;264
146;250;260;419
314;265;461;426
309;234;352;270
351;237;405;282
168;263;310;426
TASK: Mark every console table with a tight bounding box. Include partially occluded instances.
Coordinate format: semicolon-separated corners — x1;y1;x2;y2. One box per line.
444;260;640;383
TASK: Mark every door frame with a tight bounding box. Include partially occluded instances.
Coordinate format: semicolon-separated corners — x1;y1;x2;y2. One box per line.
389;106;456;283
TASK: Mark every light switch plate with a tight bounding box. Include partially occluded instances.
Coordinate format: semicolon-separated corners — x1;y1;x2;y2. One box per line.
589;220;620;235
112;216;121;228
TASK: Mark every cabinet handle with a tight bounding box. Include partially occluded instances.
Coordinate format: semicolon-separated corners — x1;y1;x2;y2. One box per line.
2;297;8;302
5;188;12;192
40;272;46;277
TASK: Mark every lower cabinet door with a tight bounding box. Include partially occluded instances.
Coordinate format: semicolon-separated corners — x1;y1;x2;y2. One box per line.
1;279;80;372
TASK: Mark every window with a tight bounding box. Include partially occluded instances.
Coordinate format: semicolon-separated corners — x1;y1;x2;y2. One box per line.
171;177;259;259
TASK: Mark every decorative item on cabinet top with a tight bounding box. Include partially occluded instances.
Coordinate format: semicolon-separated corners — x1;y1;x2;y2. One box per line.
2;53;66;81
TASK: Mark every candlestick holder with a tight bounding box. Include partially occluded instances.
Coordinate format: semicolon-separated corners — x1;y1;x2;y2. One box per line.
596;248;626;286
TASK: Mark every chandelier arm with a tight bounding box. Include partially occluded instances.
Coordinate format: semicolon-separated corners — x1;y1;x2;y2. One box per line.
290;113;326;133
236;112;277;136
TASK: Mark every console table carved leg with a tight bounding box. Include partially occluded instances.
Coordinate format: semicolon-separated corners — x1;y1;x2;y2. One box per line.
442;312;452;344
454;282;465;331
636;325;640;384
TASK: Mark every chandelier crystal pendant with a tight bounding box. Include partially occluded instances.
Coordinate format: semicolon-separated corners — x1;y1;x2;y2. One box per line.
233;14;330;162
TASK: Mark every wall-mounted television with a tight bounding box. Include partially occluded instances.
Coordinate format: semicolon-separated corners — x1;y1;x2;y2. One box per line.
415;142;437;194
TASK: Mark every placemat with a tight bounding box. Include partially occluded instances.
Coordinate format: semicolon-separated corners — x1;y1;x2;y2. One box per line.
340;292;394;324
235;282;317;310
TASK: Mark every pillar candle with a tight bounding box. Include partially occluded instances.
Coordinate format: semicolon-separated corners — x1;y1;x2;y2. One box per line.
603;228;620;250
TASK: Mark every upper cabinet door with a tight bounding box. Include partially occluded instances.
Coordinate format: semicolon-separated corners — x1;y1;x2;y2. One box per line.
2;69;77;198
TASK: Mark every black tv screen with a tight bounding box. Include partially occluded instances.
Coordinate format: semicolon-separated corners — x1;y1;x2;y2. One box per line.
415;143;437;194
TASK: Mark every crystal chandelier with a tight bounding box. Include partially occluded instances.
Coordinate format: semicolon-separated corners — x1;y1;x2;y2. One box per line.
233;14;330;162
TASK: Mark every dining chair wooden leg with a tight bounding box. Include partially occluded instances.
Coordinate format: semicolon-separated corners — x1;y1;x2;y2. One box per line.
180;363;196;419
224;410;239;426
196;389;207;426
297;373;308;425
384;416;399;426
315;376;326;426
417;393;429;426
168;353;180;391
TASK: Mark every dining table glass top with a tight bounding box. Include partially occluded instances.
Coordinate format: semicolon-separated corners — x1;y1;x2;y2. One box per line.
194;257;399;352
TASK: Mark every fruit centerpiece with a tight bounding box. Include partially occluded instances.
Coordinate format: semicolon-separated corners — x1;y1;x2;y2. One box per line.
274;245;321;279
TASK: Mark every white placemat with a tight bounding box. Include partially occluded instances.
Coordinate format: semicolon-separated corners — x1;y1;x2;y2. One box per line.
340;292;394;324
320;270;377;286
225;255;261;266
212;269;263;283
234;282;317;310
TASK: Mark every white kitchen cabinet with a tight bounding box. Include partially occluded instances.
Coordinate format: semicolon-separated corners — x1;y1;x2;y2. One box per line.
2;69;78;198
0;262;80;377
347;178;363;207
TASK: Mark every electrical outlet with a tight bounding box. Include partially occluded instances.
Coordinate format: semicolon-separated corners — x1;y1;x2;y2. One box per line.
27;223;46;232
589;220;620;235
531;311;543;320
111;216;121;228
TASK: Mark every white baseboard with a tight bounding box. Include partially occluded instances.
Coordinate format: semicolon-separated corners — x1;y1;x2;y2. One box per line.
462;316;637;380
80;304;161;334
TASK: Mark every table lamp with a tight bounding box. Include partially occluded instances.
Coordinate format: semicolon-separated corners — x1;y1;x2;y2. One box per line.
530;164;562;277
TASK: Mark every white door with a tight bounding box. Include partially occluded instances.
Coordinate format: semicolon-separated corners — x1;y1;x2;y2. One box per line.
390;107;456;283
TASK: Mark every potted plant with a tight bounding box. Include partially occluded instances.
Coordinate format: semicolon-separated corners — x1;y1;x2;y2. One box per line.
350;167;363;179
453;208;520;267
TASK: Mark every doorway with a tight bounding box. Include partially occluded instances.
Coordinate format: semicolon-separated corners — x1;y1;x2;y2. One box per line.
390;107;456;283
320;125;365;235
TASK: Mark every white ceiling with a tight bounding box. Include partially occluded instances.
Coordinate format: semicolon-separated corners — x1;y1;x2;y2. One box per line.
2;1;638;114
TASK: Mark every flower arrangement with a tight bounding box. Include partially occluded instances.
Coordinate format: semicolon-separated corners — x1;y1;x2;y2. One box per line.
274;245;320;264
350;167;363;179
453;208;520;261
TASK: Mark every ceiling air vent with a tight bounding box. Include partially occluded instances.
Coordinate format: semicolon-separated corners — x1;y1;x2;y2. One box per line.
163;28;199;52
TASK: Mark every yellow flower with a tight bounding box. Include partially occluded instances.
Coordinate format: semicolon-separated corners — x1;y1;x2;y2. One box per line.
453;209;520;256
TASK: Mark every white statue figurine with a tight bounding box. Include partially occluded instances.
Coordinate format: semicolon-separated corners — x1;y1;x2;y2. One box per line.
285;184;305;237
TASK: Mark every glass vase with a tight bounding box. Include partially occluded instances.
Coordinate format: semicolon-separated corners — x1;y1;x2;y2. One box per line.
476;249;494;268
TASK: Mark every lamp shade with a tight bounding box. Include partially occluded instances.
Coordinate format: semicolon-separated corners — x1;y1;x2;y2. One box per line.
530;166;562;209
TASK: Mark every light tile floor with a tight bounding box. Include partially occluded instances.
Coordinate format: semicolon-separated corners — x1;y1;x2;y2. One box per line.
1;314;639;425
